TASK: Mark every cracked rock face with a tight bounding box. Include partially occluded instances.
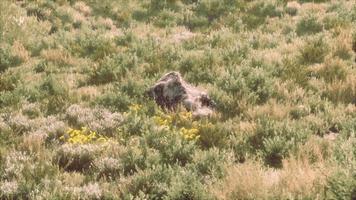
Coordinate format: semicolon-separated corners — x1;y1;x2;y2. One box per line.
147;72;215;118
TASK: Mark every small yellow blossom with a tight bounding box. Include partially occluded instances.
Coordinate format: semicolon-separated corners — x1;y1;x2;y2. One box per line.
180;127;200;140
62;127;108;144
129;104;142;112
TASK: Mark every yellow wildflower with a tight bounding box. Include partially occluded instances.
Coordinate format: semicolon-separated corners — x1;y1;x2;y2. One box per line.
180;127;200;140
129;104;142;112
62;127;108;144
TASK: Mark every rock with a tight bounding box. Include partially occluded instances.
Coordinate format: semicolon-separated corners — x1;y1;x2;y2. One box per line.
147;72;216;118
323;132;338;141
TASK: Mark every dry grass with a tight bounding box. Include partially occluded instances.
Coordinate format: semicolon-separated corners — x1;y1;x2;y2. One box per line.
20;131;46;154
213;136;334;200
40;48;76;67
11;41;29;63
325;74;356;104
246;100;291;120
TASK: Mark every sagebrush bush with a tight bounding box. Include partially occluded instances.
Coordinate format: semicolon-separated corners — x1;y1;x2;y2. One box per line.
0;43;24;72
298;36;329;65
323;75;356;104
93;157;121;179
190;148;229;179
243;0;282;29
0;69;21;91
40;75;72;114
54;143;101;172
65;104;123;136
318;58;347;83
62;182;103;200
326;137;356;199
69;31;117;61
296;13;323;36
88;53;136;84
198;121;231;149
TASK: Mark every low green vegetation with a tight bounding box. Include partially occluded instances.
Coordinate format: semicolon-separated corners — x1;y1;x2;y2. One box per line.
0;0;355;199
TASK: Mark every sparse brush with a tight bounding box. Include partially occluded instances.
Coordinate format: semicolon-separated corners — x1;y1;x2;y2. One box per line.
65;104;123;136
296;13;323;36
54;143;102;172
324;74;356;104
318;58;347;83
299;35;330;65
0;43;24;72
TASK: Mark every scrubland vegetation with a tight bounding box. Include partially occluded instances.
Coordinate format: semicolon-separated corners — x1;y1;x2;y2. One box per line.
0;0;355;199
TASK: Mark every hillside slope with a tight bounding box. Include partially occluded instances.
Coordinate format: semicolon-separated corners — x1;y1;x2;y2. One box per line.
0;0;355;199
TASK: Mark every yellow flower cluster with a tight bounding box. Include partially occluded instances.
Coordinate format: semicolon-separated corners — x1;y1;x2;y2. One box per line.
179;127;200;140
177;111;193;121
60;127;107;144
153;115;172;127
153;110;201;141
128;104;142;112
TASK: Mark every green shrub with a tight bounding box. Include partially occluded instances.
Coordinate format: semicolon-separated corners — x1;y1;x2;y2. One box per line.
153;9;183;28
249;118;310;167
0;44;24;72
229;132;251;163
298;36;329;65
289;105;310;120
95;78;147;112
166;170;214;200
183;14;210;31
25;3;51;21
196;0;238;21
0;70;21;91
322;75;356;105
0;90;22;109
65;104;123;136
245;68;273;104
40;75;71;114
216;66;273;106
326;138;356;199
296;14;323;36
319;58;347;83
209;89;247;119
190;148;228;179
120;166;174;199
243;0;282;29
131;38;181;76
281;56;309;87
261;136;289;168
69;32;117;61
115;31;138;47
159;133;196;166
88;53;136;84
179;51;219;84
0;150;58;199
54;144;101;172
149;0;181;12
326;170;356;200
182;0;244;30
323;12;348;30
198;121;231;149
95;90;132;112
34;60;48;73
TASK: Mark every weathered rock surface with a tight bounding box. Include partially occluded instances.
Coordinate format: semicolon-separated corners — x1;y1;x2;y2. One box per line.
147;72;216;118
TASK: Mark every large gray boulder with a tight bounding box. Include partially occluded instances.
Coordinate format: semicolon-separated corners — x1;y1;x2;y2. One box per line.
147;72;215;118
